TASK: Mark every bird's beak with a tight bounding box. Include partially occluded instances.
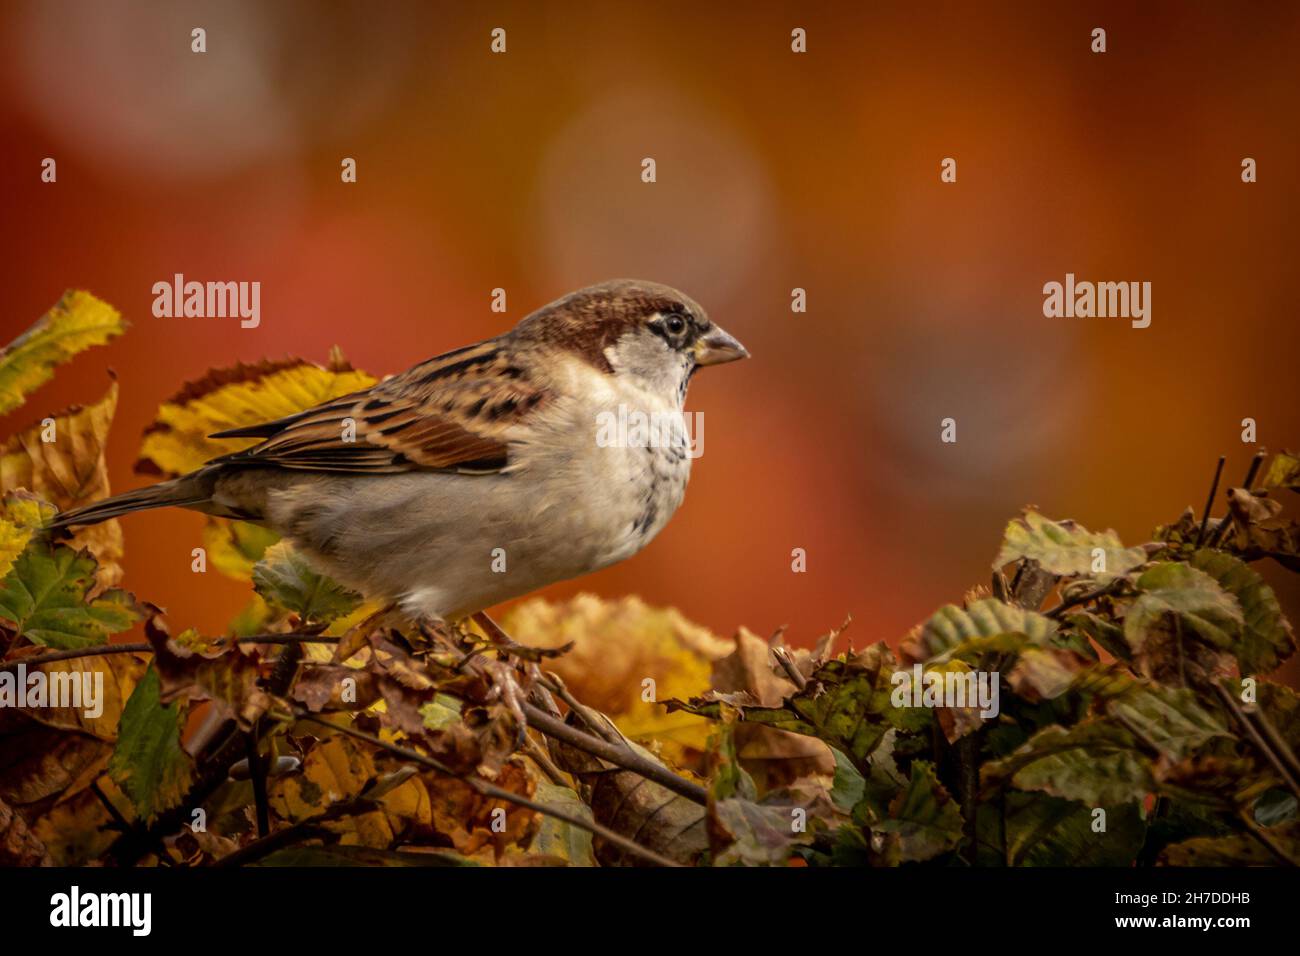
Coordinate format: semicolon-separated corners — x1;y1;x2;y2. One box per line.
693;327;750;367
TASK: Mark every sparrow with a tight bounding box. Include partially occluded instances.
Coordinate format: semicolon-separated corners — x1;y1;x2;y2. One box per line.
53;280;749;626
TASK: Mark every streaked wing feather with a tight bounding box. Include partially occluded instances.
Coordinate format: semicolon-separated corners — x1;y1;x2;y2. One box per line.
209;341;546;475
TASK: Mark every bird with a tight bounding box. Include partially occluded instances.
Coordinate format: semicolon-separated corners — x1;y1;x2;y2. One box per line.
52;279;749;628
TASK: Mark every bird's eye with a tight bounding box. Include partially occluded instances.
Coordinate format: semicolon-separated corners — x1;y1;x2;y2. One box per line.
665;315;687;335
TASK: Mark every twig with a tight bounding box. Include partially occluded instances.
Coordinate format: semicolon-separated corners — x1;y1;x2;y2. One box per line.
1195;456;1226;547
1215;683;1300;801
1;634;336;672
90;780;131;832
244;728;271;838
522;704;708;805
214;797;380;868
0;642;150;671
542;671;623;744
293;710;683;867
1206;450;1268;548
1045;578;1124;619
523;737;568;787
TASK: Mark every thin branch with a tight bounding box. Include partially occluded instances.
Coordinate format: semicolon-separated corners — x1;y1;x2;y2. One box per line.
542;670;623;744
214;797;380;868
1195;456;1226;547
244;729;270;838
292;710;684;868
522;737;568;787
1206;450;1268;548
90;780;131;832
1045;578;1125;619
1215;683;1300;801
522;704;708;805
1;633;336;673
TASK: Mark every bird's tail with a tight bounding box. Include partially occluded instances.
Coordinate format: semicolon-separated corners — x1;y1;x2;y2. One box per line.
49;472;214;530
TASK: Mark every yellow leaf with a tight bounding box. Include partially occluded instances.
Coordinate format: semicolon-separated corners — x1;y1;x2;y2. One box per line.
0;382;123;586
0;492;57;584
501;594;731;768
0;290;125;416
137;355;376;478
201;518;279;581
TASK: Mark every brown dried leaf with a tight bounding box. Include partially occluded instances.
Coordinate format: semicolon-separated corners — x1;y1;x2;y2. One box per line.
0;380;123;585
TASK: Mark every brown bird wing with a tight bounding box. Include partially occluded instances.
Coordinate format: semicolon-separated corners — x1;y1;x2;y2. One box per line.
209;341;547;475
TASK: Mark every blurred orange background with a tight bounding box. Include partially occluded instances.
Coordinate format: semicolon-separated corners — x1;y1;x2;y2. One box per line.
2;1;1298;684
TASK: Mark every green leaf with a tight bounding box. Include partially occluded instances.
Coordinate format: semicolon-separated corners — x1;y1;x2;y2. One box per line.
0;543;140;648
873;761;963;863
0;290;125;416
903;599;1058;663
976;793;1147;866
1189;549;1294;674
994;510;1147;579
1125;562;1243;653
252;541;362;624
532;782;596;866
829;747;866;812
669;644;931;771
982;720;1154;806
1070;665;1231;761
108;667;195;823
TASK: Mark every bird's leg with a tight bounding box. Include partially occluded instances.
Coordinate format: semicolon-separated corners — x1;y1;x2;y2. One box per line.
471;611;572;665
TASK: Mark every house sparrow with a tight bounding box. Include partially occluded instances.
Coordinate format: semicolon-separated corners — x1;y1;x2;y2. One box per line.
54;280;748;626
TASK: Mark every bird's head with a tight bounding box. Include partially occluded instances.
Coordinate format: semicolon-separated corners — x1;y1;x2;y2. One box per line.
515;279;749;402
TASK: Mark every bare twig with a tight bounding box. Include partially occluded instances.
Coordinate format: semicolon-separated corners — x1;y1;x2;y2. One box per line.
214;797;381;868
522;704;708;805
244;729;271;838
0;633;336;673
1195;456;1226;547
1215;683;1300;801
293;710;684;867
1045;578;1125;619
1206;450;1268;548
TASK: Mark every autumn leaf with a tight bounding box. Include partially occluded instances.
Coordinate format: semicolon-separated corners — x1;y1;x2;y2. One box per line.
1125;562;1243;654
1262;451;1300;494
982;720;1154;806
547;711;707;866
0;381;123;585
994;509;1147;580
0;542;140;648
900;598;1059;664
252;541;362;625
0;492;55;581
202;518;279;581
873;761;964;864
0;795;51;866
136;352;376;478
0;290;125;416
531;781;596;866
1188;549;1295;674
108;666;195;822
